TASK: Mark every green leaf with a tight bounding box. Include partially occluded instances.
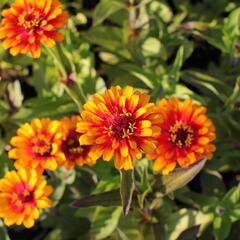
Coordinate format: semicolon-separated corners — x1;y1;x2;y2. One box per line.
117;211;144;240
181;70;228;100
177;226;200;240
224;77;240;110
118;64;158;89
0;220;10;240
222;8;240;53
0;0;7;8
45;229;64;240
213;215;232;240
71;189;121;208
54;167;76;185
165;208;213;240
161;158;207;194
167;45;186;82
221;184;240;206
176;191;218;210
0;152;14;178
148;1;173;23
200;170;226;197
137;168;152;209
93;177;120;194
91;206;122;239
93;0;125;26
120;169;134;216
195;27;226;53
43;204;90;239
48;176;66;207
12;96;77;122
142;37;162;57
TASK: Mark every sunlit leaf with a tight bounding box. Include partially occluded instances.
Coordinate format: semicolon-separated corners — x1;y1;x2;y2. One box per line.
93;0;125;26
91;206;122;239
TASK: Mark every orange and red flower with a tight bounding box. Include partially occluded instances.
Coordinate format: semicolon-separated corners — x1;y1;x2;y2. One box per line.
77;86;162;170
8;118;65;172
147;97;216;175
0;169;52;228
60;115;96;169
0;0;68;58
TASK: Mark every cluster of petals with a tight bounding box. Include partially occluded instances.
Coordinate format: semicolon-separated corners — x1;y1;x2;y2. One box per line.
4;115;97;228
0;169;52;228
8;116;96;172
77;85;162;170
0;0;68;58
60;115;96;169
147;97;216;175
3;87;217;228
8;118;65;172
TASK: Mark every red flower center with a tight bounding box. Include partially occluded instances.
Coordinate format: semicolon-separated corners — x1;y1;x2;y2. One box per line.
108;113;136;139
18;10;42;30
62;131;84;156
32;134;52;156
19;189;34;203
169;121;194;148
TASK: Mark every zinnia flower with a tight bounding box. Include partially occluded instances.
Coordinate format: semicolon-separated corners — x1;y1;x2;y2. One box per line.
147;97;216;175
0;0;68;58
76;85;162;170
0;169;52;228
60;115;96;169
8;118;65;172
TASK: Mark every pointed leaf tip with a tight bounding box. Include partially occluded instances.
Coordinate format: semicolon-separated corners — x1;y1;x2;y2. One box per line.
161;157;207;194
70;189;121;208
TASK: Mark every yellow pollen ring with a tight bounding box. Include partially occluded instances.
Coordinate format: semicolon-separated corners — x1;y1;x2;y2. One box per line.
169;121;194;148
18;10;42;29
22;189;30;197
68;146;84;154
66;137;84;155
32;135;52;156
105;112;137;139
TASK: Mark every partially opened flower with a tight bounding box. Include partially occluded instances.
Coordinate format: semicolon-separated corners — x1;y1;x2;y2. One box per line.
0;0;68;58
77;85;162;170
60;115;96;169
8;118;65;172
0;169;52;228
147;97;216;175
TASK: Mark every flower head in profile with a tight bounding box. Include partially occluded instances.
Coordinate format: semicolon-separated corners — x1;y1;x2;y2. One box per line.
0;0;68;58
60;115;96;169
147;97;216;175
8;118;65;172
0;169;52;228
77;86;162;170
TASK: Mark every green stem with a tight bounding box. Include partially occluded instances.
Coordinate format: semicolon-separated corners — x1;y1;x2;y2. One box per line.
64;85;83;112
45;46;67;80
55;44;87;105
45;45;85;112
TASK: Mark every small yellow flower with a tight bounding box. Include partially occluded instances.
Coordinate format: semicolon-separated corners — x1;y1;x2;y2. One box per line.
0;169;52;228
8;118;65;172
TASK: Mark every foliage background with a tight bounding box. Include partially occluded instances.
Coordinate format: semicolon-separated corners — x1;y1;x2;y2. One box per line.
0;0;240;239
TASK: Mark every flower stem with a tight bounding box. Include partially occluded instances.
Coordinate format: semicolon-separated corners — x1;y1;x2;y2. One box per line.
45;45;85;112
45;46;67;80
